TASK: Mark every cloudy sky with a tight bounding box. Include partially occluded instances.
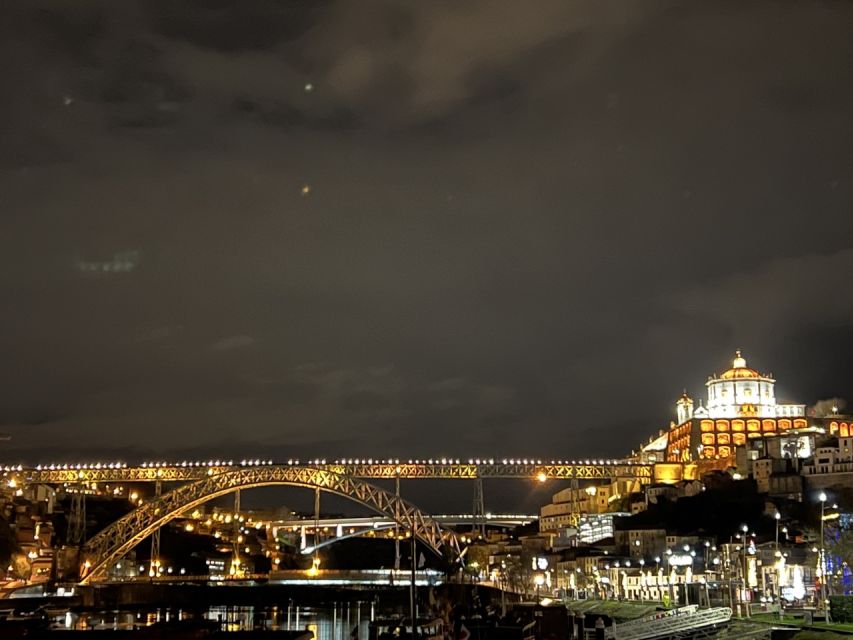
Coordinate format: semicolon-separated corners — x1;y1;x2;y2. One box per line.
1;0;852;464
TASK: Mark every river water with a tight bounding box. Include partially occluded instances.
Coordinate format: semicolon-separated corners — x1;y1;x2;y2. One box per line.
55;602;383;639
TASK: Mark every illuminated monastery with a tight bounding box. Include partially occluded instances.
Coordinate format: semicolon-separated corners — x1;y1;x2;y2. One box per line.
665;351;812;464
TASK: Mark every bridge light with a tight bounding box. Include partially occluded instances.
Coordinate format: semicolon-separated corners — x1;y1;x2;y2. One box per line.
536;472;547;483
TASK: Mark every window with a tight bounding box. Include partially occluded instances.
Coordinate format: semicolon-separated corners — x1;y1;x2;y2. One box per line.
717;420;731;432
717;433;730;445
779;419;792;430
733;419;746;432
701;420;714;432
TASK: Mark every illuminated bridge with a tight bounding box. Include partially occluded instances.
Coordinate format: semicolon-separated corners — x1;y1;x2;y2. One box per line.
0;458;652;585
6;457;651;483
273;514;538;529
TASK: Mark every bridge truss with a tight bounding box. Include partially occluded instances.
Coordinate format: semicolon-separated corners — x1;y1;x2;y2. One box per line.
80;465;460;584
15;459;651;484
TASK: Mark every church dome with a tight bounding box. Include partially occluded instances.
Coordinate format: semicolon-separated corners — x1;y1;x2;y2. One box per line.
718;350;765;380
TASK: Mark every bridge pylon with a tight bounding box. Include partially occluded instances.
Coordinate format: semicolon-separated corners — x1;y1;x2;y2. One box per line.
66;488;86;546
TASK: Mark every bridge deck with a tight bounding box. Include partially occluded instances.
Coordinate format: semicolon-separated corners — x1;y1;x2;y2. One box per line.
7;459;651;483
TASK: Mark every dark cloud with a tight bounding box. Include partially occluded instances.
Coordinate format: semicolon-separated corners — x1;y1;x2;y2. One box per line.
1;0;852;469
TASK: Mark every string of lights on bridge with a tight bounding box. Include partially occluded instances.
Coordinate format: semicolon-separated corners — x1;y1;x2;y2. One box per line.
5;457;642;472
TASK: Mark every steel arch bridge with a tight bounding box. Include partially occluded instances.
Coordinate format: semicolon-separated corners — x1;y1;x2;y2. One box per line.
79;465;459;585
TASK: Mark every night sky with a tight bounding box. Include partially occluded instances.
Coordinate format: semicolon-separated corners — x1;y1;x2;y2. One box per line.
2;0;853;465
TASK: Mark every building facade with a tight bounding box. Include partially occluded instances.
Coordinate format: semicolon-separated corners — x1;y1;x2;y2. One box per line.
665;352;814;464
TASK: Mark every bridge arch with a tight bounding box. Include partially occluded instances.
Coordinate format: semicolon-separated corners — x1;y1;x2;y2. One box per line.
80;466;459;584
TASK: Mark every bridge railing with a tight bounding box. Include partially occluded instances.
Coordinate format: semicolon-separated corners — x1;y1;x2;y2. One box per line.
607;606;732;640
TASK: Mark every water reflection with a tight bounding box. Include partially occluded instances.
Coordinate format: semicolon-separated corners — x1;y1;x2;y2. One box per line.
54;602;379;639
206;604;372;639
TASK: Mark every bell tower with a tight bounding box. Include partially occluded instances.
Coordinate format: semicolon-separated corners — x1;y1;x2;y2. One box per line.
676;390;694;424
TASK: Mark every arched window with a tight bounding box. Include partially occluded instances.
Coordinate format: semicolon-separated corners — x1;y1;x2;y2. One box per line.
700;420;714;432
762;419;776;432
732;419;745;432
842;423;850;438
702;433;715;446
830;421;840;435
747;419;761;432
733;433;747;446
717;433;731;445
716;420;729;432
718;446;731;458
779;419;792;430
703;446;715;458
794;419;807;430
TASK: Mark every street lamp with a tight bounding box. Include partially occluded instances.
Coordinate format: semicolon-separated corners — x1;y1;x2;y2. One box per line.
534;572;546;603
819;492;830;620
775;512;782;551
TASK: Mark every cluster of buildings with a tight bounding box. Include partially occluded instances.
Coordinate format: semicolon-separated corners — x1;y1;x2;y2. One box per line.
511;351;851;606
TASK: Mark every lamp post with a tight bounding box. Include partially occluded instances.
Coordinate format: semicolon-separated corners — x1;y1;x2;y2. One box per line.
737;524;749;617
775;512;781;551
819;492;830;621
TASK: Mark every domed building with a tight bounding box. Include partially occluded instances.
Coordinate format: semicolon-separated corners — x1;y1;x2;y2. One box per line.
666;351;809;463
704;351;803;419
